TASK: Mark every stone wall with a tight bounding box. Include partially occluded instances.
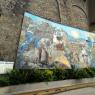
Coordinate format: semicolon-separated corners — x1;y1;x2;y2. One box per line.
0;0;88;61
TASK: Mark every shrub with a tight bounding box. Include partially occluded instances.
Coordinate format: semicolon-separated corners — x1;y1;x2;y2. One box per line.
85;68;95;77
0;67;95;87
62;65;77;79
52;68;65;80
8;69;31;85
8;69;54;85
75;68;91;79
0;75;9;86
41;69;53;81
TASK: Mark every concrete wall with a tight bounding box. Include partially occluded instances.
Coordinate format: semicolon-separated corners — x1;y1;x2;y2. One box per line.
0;0;88;61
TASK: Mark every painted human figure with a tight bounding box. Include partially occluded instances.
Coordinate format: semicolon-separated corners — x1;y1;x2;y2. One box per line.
38;39;48;65
38;40;49;65
81;46;88;65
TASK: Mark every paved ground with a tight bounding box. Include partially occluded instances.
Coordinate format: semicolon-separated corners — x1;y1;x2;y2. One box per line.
54;87;95;95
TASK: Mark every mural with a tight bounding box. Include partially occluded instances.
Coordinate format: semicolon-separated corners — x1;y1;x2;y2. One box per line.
16;12;95;69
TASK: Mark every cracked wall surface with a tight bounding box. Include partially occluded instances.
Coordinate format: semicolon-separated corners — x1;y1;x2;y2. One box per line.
0;0;88;61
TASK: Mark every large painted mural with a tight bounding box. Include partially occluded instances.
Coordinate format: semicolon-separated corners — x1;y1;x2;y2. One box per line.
16;12;95;69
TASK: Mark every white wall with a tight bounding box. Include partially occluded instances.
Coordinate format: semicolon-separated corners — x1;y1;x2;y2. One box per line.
0;61;14;74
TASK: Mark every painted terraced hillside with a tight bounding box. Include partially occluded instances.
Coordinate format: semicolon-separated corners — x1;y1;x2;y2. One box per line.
16;12;95;69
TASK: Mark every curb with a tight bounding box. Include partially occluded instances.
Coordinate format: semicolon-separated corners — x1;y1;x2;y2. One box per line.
14;82;95;95
0;78;95;95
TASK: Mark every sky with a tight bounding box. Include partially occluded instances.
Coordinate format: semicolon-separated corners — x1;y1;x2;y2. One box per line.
24;12;95;41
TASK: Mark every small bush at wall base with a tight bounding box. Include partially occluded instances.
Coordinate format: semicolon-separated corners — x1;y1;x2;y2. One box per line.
0;75;10;86
0;67;95;87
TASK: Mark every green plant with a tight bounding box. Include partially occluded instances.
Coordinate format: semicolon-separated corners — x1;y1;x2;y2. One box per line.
8;69;54;85
62;65;76;79
0;67;95;87
41;69;53;81
75;68;91;79
0;75;9;86
8;69;31;85
53;68;65;80
85;68;95;77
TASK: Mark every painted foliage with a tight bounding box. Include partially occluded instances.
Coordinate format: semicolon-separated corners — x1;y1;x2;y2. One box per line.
16;12;95;69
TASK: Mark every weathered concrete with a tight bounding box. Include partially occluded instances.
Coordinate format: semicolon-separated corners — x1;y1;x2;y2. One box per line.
54;87;95;95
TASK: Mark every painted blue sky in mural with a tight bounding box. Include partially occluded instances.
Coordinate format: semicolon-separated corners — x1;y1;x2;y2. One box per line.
24;12;89;41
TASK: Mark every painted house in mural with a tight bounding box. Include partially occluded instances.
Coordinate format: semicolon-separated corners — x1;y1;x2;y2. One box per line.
16;12;95;69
